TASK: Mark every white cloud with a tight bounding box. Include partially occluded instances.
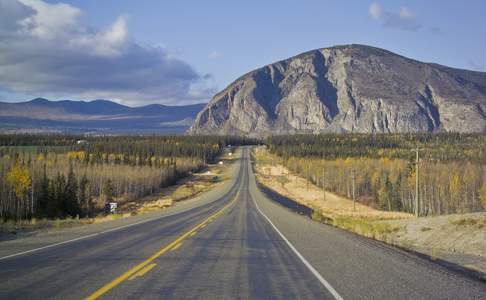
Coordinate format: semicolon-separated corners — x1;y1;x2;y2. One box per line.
18;0;82;39
369;2;382;20
69;15;129;57
368;2;421;31
0;0;215;105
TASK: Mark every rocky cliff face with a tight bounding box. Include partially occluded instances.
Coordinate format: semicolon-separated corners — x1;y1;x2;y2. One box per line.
189;44;486;136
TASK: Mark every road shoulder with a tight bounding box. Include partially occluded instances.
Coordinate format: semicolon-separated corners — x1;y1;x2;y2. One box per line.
248;152;486;299
252;147;486;278
0;148;242;259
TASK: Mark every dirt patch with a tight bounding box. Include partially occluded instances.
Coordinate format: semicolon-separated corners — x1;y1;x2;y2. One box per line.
254;148;412;220
384;213;486;273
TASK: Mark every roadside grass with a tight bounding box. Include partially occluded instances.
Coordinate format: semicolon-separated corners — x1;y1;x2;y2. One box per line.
0;174;222;235
310;206;401;242
254;146;408;244
332;216;401;241
0;214;133;236
450;217;486;228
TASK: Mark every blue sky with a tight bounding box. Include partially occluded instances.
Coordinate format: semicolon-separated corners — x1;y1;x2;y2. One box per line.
0;0;485;105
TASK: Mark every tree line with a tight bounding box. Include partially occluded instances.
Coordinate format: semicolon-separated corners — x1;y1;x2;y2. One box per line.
0;135;256;221
266;133;486;216
267;133;486;163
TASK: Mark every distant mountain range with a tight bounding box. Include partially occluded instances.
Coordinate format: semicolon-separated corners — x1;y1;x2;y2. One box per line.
189;44;486;136
0;98;206;134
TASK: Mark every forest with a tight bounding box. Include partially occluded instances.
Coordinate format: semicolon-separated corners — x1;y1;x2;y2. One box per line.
0;135;255;221
4;132;485;220
266;133;486;216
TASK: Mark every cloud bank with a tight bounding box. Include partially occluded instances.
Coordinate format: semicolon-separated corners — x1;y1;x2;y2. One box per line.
369;2;421;31
0;0;214;105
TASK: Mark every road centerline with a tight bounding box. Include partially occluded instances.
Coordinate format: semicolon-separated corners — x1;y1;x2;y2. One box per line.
0;201;223;262
84;189;241;300
128;263;157;281
171;242;182;251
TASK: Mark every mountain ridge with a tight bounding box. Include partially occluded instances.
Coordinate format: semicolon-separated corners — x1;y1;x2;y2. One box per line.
0;98;206;134
189;44;486;136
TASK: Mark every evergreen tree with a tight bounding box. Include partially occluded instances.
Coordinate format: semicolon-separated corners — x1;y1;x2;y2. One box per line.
78;174;89;217
64;164;80;217
103;179;114;203
48;173;66;218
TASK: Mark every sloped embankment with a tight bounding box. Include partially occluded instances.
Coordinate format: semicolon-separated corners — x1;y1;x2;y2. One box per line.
253;149;486;277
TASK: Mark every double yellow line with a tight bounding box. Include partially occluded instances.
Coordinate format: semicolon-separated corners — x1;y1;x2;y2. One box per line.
85;189;240;300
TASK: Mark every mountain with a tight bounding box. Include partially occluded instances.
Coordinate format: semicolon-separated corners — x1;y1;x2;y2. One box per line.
189;44;486;136
0;98;206;134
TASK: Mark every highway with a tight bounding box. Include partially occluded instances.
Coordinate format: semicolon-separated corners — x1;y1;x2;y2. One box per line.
0;148;485;299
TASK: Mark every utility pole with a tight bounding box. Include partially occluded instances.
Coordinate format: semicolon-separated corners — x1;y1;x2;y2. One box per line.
322;167;326;201
415;145;420;218
352;168;356;212
307;165;310;191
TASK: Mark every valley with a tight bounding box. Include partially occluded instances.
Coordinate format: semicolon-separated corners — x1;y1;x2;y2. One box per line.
2;1;486;298
0;98;206;134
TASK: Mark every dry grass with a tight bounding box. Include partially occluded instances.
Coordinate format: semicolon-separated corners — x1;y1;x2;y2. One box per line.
310;206;401;241
254;147;413;221
0;214;130;236
450;217;486;228
128;149;235;214
253;147;410;246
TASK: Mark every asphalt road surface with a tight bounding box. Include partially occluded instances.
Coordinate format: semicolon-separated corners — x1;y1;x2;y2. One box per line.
1;147;485;299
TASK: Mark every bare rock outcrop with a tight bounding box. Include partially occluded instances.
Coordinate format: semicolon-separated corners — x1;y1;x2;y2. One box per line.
189;44;486;136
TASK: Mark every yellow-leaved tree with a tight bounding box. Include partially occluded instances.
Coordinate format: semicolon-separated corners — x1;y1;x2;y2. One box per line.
6;164;31;199
479;181;486;211
449;173;464;208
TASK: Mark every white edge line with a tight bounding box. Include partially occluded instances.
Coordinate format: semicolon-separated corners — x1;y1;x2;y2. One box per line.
0;194;231;261
0;150;243;262
0;152;243;262
252;195;344;300
0;212;181;261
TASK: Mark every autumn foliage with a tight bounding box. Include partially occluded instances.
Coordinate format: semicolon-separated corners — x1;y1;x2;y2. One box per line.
267;133;486;216
0;135;255;220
